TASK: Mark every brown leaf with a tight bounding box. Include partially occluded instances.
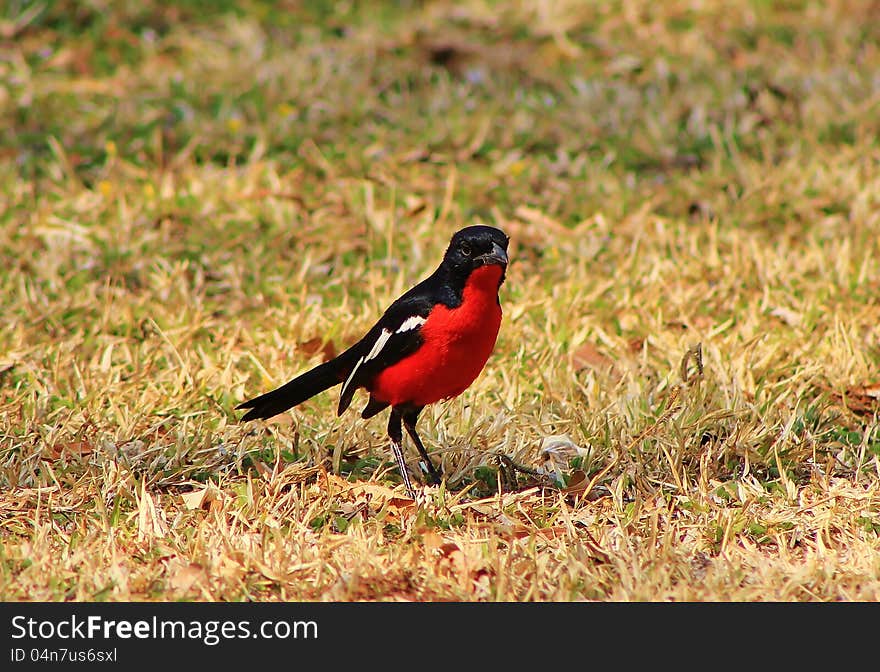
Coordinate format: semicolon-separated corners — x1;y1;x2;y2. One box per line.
252;460;273;478
508;525;566;540
627;337;644;354
826;382;880;415
561;470;589;496
299;337;337;362
346;481;400;499
572;342;613;371
438;542;460;557
44;444;63;460
264;415;294;427
181;487;215;511
67;440;94;457
44;440;94;460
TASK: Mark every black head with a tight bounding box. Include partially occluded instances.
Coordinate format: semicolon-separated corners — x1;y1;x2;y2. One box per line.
442;225;509;278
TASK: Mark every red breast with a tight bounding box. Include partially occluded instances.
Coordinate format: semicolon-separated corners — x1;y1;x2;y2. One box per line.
370;265;503;406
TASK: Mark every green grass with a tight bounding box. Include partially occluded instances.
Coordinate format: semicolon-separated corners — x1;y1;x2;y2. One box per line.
2;0;880;601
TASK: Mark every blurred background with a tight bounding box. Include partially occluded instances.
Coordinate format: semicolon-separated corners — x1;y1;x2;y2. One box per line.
6;0;880;226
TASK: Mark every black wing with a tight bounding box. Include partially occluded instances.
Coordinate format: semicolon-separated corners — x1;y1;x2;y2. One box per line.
336;279;438;415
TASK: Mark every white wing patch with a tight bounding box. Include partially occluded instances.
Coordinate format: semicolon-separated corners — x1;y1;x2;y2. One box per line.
339;315;426;401
365;328;393;362
397;315;426;334
340;356;364;403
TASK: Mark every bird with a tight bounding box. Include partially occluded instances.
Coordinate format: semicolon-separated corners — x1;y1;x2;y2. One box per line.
236;225;509;498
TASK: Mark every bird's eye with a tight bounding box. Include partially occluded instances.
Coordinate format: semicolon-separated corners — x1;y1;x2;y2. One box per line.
460;242;472;256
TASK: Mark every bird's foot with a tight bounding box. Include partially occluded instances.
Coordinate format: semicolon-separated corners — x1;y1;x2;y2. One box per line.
418;459;443;486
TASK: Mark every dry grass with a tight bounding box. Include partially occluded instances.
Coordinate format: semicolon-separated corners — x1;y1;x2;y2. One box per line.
2;0;880;601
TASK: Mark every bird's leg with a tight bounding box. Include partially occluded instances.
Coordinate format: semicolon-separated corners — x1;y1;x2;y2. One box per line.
402;408;442;485
387;409;415;498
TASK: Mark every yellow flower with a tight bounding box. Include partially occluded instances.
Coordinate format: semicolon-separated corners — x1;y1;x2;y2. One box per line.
276;102;295;118
509;160;527;177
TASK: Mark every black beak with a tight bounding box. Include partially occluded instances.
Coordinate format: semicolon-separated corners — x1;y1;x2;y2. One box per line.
477;241;509;267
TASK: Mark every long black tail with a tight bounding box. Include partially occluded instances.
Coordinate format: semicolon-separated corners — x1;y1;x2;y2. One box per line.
237;359;346;422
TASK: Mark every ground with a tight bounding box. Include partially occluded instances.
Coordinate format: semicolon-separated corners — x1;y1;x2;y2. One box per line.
1;0;880;601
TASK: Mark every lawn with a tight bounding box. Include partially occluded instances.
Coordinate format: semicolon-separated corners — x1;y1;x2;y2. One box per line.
2;0;880;601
